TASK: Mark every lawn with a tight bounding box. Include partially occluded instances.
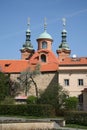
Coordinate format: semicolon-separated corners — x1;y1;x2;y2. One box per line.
66;124;87;129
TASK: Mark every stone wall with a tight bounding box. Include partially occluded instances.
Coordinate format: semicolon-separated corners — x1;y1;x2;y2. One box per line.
29;72;58;96
10;72;58;97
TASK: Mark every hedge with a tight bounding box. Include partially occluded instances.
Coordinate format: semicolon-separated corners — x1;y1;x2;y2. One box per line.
64;111;87;126
0;104;55;117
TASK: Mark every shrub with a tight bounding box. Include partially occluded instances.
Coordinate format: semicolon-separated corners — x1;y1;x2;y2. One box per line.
65;97;78;110
64;111;87;126
0;104;55;117
0;96;15;105
26;96;37;104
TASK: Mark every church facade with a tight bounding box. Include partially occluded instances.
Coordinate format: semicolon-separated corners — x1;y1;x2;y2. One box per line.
0;19;87;97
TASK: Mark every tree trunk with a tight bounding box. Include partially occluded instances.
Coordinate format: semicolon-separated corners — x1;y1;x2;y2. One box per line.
30;76;38;98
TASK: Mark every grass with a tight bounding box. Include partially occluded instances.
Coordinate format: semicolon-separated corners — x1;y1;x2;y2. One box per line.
66;124;87;129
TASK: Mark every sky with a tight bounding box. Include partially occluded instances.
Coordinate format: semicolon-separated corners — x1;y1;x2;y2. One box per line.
0;0;87;59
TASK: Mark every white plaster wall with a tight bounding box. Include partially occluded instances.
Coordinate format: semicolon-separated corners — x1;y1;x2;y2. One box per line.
59;71;87;97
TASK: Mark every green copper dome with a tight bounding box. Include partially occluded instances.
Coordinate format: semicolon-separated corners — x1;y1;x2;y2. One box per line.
58;28;70;51
37;31;53;40
58;42;70;50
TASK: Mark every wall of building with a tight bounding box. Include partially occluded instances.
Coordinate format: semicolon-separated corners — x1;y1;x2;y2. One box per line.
9;68;87;98
10;72;58;97
10;73;20;81
29;72;58;96
59;70;87;97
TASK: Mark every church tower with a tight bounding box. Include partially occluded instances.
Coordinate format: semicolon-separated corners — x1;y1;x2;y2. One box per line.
37;18;53;51
20;18;34;60
56;18;71;61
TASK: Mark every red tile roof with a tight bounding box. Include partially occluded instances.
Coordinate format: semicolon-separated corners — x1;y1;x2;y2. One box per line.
15;96;27;99
0;52;87;73
59;57;87;66
0;60;29;73
0;50;59;73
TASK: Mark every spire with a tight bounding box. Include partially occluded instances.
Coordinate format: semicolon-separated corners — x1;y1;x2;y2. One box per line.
58;18;70;50
44;17;47;31
56;18;71;60
27;17;30;31
61;18;67;43
62;18;66;30
21;18;34;50
26;17;31;42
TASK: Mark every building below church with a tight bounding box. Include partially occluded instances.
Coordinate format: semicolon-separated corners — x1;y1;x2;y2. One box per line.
0;19;87;98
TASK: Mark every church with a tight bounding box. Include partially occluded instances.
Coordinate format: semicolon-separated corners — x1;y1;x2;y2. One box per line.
0;18;87;98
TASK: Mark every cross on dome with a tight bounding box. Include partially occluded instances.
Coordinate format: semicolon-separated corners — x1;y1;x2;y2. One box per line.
44;17;47;31
27;17;31;32
62;18;66;29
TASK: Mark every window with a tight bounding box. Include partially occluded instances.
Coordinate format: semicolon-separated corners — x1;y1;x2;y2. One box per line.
41;54;46;62
78;79;84;86
64;79;69;86
42;41;47;49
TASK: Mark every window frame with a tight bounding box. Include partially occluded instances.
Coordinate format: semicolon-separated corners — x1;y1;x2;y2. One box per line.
41;54;46;62
42;41;47;49
78;79;84;86
64;79;69;86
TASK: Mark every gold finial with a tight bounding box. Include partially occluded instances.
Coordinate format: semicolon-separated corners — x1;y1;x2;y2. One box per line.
44;17;47;31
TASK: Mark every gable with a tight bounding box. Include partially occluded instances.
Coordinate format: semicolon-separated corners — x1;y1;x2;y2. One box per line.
29;49;59;72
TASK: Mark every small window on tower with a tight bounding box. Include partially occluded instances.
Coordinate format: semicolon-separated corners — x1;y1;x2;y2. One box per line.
42;41;47;49
41;54;46;62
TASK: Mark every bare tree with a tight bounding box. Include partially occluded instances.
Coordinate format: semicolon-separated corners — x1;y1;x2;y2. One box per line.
18;64;40;98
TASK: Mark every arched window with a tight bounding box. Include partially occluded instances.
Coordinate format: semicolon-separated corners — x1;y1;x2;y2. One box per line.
41;54;46;62
42;41;47;49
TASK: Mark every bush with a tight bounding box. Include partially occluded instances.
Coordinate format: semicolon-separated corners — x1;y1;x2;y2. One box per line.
65;97;78;110
64;111;87;126
0;104;55;117
26;96;37;104
0;97;15;105
55;108;65;117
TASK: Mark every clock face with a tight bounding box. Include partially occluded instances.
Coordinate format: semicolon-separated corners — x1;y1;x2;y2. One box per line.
42;41;47;49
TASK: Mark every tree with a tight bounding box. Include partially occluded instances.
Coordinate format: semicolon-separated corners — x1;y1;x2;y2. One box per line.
0;72;11;102
0;71;21;104
9;80;21;97
18;64;40;97
38;83;69;109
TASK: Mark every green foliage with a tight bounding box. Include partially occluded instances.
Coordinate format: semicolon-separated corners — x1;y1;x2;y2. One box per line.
26;96;37;104
0;104;55;117
65;96;78;110
64;111;87;126
0;72;10;102
38;83;68;109
10;81;21;97
0;96;15;105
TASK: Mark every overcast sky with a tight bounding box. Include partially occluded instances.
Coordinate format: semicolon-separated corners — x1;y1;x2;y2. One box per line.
0;0;87;59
